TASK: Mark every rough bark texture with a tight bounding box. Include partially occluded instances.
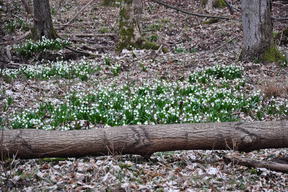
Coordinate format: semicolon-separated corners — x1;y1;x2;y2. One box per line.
1;121;288;159
0;0;6;68
117;0;143;51
32;0;57;40
240;0;273;62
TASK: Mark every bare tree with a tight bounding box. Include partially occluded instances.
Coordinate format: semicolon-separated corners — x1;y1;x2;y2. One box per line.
32;0;57;40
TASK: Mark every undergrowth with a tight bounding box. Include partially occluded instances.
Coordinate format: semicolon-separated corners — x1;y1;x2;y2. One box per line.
6;65;288;130
1;60;100;81
14;37;71;57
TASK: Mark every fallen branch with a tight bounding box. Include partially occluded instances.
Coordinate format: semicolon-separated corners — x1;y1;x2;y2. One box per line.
223;0;234;15
73;33;116;38
0;31;31;46
81;45;114;51
150;0;232;20
1;121;288;159
224;154;288;173
60;33;116;38
272;17;288;21
65;46;101;57
59;0;96;30
210;37;238;53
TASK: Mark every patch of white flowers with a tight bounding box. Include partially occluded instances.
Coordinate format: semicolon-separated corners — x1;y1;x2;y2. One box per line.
9;65;287;131
14;36;71;57
1;59;100;80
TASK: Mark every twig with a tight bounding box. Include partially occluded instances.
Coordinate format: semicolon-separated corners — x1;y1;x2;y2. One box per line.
81;45;114;51
224;154;288;173
272;17;288;21
59;0;96;30
150;0;232;20
210;37;238;53
65;46;101;58
65;33;116;38
223;0;234;15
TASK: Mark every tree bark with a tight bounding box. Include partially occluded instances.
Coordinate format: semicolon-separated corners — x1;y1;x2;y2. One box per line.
117;0;143;51
240;0;274;62
32;0;57;40
0;0;6;69
1;121;288;159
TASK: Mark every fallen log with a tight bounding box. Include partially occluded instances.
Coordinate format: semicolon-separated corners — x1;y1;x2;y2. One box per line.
1;121;288;159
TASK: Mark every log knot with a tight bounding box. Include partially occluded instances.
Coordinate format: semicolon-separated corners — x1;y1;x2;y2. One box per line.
130;126;151;149
242;135;257;145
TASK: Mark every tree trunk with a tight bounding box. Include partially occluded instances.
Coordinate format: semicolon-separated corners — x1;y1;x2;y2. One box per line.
0;0;6;69
1;121;288;159
117;0;143;51
32;0;57;40
240;0;282;62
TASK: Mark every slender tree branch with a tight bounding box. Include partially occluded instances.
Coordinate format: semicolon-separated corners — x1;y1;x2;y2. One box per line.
150;0;232;20
59;0;96;30
224;154;288;173
272;17;288;21
223;0;234;15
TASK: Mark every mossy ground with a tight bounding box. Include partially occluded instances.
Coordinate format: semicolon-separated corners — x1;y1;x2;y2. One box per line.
261;46;286;64
213;0;227;8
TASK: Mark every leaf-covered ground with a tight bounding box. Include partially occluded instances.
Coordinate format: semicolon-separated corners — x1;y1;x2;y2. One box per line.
1;0;288;191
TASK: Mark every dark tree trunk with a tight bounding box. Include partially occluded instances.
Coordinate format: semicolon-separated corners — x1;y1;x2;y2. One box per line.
240;0;283;62
32;0;57;40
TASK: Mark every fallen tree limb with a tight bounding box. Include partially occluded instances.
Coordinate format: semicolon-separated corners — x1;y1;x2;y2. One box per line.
224;154;288;173
65;46;101;57
223;0;234;15
59;0;96;30
0;31;31;46
1;121;288;159
66;33;116;38
150;0;233;20
272;17;288;21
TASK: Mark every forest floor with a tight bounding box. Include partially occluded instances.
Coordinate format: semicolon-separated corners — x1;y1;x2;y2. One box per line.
1;0;288;191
